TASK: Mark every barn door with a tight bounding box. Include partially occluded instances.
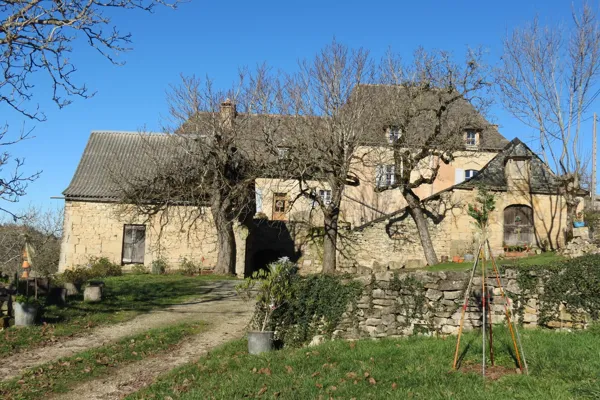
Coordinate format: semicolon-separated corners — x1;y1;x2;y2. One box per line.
503;205;534;246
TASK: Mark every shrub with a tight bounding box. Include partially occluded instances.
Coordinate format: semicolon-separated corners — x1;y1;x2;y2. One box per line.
60;266;91;286
237;258;362;347
179;257;200;276
14;294;43;307
131;264;149;274
88;257;122;277
57;257;122;286
236;257;299;332
151;258;168;275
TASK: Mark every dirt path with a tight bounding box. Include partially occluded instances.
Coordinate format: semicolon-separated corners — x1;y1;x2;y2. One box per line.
0;280;252;384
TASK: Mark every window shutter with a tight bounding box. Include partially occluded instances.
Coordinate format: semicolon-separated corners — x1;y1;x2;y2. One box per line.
454;168;464;184
375;165;383;187
255;188;263;213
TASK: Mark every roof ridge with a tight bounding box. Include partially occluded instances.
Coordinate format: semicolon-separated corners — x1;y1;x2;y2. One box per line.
90;130;166;136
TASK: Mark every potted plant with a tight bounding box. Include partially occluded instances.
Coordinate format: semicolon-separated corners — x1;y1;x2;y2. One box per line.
14;295;42;326
236;257;297;355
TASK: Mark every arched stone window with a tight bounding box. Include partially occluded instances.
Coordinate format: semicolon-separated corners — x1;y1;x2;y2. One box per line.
504;205;534;246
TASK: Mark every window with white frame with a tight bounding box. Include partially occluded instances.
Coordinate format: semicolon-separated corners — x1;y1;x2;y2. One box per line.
376;165;396;188
318;189;332;206
465;130;477;146
465;169;478;180
388;126;401;144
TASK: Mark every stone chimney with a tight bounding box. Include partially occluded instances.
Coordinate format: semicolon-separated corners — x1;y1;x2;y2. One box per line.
220;98;236;129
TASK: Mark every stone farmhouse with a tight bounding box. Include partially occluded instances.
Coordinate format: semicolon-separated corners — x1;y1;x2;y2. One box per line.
59;87;578;276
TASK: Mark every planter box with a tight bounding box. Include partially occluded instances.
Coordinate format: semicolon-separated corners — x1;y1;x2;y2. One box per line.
14;303;39;326
84;286;103;302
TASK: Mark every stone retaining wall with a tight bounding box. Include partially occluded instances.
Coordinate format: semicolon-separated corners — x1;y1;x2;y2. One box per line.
335;268;586;339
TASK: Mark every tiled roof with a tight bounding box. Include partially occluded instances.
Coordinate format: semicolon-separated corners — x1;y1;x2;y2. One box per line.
63;131;174;200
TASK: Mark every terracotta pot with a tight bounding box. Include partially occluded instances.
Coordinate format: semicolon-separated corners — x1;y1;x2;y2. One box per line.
452;256;460;263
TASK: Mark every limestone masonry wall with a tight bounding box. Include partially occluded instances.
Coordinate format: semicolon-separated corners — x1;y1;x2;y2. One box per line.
335;268;587;339
59;201;218;272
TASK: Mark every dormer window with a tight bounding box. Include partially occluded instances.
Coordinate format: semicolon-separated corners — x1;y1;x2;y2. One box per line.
388;126;401;144
277;147;289;159
465;169;478;179
465;130;478;147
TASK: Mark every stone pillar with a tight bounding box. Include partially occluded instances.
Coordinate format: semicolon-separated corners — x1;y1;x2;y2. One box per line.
233;223;249;278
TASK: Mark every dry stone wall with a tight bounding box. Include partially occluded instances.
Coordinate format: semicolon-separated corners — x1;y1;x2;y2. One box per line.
334;268;587;339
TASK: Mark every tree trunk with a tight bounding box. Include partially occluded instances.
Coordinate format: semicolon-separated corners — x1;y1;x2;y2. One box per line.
212;207;236;275
565;194;579;243
403;188;439;266
322;211;339;275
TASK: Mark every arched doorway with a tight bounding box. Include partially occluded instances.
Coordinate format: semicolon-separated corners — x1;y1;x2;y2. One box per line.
504;205;534;246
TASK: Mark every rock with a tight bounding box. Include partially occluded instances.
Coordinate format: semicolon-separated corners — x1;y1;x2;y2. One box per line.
441;325;459;335
365;318;382;326
437;280;465;291
425;289;443;301
372;289;386;299
309;335;326;347
443;290;463;300
382;313;396;325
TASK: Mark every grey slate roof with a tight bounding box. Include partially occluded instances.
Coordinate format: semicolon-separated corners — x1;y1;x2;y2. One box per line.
63;131;173;200
355;85;510;150
455;138;561;194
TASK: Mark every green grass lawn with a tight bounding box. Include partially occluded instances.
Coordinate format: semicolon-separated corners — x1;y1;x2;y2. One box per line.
0;274;237;357
426;252;564;272
0;321;207;400
127;326;600;400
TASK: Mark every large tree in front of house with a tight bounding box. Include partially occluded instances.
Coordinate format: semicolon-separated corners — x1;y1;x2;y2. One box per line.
117;70;282;275
277;41;380;274
374;48;493;266
496;4;600;238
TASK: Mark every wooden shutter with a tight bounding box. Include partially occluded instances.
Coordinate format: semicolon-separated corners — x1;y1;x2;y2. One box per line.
375;165;383;187
454;168;464;184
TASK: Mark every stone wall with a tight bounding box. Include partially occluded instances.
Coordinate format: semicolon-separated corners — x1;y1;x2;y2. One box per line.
335;268;587;339
59;201;219;272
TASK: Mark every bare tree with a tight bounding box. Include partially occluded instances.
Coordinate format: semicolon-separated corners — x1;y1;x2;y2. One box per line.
496;3;600;238
117;70;283;275
0;205;63;277
375;48;493;265
278;41;378;274
0;0;178;217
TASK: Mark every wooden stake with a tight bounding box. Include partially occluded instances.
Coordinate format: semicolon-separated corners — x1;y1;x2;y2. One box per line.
452;242;483;370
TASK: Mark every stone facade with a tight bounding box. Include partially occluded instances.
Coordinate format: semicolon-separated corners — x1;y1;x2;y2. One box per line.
59;201;219;272
337;188;571;273
255;147;497;228
334;268;588;339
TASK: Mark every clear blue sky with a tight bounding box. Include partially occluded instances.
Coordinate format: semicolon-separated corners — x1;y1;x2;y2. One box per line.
3;0;598;214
